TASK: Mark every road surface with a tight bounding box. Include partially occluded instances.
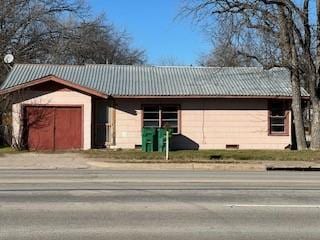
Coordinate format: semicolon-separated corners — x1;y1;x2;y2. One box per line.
0;169;320;240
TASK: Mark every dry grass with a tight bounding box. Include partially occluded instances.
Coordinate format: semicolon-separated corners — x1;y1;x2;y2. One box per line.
84;149;320;162
2;147;320;162
0;146;17;156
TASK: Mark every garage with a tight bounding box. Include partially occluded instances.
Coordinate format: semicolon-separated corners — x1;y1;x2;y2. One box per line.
25;106;83;150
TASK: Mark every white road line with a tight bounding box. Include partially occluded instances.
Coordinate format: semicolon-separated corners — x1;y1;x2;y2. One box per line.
0;179;320;183
226;204;320;208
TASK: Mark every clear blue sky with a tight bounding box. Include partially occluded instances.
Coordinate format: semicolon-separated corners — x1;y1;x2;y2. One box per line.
89;0;211;65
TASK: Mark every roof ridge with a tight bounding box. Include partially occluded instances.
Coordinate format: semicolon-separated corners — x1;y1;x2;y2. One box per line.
14;63;86;67
13;63;286;71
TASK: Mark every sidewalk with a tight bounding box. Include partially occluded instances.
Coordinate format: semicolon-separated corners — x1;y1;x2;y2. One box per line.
87;159;320;171
1;152;320;171
0;153;89;170
87;161;266;171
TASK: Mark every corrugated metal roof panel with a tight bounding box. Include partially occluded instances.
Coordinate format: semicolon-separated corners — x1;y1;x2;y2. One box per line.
0;64;309;97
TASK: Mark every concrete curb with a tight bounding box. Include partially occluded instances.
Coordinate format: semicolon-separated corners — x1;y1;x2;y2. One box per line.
87;161;266;171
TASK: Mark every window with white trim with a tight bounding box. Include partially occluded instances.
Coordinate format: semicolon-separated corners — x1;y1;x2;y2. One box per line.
143;105;179;134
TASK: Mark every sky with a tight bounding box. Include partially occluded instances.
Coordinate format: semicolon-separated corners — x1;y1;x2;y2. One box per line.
89;0;211;65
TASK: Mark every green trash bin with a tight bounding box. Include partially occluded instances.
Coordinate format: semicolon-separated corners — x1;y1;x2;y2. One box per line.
142;128;157;152
157;128;172;152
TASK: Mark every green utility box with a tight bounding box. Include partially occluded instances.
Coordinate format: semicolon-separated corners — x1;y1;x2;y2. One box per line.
157;128;173;152
142;128;157;152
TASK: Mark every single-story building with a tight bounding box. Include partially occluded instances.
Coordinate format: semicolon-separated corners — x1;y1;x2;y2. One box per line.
0;64;309;151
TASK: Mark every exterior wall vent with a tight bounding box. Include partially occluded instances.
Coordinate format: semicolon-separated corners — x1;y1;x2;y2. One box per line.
135;144;142;149
226;144;239;150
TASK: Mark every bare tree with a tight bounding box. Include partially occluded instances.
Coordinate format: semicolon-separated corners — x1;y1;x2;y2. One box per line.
0;1;146;82
0;90;26;148
49;16;146;65
199;18;257;67
181;0;320;150
157;56;185;66
0;93;12;145
199;39;257;67
0;0;86;81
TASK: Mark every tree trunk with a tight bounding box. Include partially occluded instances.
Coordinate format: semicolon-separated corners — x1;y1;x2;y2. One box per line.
289;7;307;150
311;0;320;149
284;7;308;150
310;100;320;149
291;72;308;150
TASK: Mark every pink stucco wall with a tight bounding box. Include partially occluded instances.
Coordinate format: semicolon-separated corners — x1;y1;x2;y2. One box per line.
12;89;92;150
114;98;291;150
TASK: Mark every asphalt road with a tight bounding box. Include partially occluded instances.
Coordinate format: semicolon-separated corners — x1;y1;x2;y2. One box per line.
0;169;320;240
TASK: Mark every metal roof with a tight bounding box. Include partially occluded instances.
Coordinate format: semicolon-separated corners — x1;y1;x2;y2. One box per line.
0;64;309;97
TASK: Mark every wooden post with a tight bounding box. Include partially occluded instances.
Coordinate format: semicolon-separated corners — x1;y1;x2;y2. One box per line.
106;98;116;147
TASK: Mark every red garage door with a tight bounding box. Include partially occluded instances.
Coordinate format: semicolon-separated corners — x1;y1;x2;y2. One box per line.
25;106;82;150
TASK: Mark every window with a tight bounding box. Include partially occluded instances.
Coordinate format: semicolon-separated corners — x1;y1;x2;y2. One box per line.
269;101;289;135
143;105;179;134
143;106;160;128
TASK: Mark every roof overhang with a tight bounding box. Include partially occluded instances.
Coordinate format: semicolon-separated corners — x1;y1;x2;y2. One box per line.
0;75;108;99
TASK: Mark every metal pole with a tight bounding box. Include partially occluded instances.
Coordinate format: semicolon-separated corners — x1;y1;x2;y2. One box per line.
166;130;169;160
